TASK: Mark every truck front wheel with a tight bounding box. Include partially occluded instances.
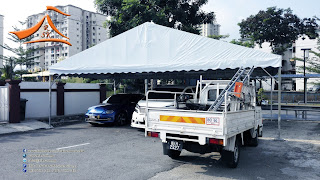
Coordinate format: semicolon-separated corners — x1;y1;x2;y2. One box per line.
221;140;240;168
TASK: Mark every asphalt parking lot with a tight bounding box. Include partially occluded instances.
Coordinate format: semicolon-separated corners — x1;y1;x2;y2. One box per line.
1;119;320;180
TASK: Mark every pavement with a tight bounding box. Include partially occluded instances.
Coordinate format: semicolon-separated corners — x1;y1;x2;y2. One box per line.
0;119;52;135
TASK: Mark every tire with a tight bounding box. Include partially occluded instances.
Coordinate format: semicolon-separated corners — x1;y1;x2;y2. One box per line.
258;127;263;137
89;122;98;126
222;139;240;168
115;112;127;126
250;134;258;147
244;130;259;147
167;149;181;159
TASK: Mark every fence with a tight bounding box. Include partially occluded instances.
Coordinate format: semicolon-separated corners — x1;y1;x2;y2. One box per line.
20;82;102;119
264;91;320;103
0;86;9;122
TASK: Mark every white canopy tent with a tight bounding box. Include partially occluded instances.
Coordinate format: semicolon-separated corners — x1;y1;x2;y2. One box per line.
49;22;283;139
50;22;281;75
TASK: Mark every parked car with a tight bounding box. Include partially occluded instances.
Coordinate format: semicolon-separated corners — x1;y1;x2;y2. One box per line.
312;85;320;92
85;94;144;126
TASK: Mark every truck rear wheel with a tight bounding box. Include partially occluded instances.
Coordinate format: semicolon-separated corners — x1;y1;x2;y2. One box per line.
167;149;181;159
221;139;240;168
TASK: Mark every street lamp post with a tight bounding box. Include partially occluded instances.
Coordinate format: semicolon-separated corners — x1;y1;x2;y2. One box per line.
301;48;311;104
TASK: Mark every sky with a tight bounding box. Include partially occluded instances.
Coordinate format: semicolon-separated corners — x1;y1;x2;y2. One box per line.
0;0;319;56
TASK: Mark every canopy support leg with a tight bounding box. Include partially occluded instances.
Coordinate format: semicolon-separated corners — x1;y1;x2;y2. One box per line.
113;79;116;95
48;75;61;128
49;75;52;128
145;79;148;95
271;78;273;121
275;67;284;141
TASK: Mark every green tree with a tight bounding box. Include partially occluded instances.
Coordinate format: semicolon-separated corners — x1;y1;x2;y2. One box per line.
230;39;254;48
95;0;215;37
207;34;229;40
257;88;268;104
0;21;40;79
238;7;318;55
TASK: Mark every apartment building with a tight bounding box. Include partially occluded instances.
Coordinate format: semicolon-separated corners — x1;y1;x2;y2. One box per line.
26;5;108;72
200;21;220;37
0;15;3;68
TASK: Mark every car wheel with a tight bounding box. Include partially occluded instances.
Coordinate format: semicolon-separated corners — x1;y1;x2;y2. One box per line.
221;139;240;168
115;112;127;126
89;123;97;126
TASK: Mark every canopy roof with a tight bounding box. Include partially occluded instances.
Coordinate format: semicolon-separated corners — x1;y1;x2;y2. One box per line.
49;22;281;77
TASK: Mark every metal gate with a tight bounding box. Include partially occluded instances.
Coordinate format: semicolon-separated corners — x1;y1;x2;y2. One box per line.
0;86;9;122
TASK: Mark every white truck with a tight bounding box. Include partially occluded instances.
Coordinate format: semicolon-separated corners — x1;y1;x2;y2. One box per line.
145;67;263;168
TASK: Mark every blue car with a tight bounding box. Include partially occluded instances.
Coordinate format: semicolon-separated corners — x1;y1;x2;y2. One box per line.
85;94;144;126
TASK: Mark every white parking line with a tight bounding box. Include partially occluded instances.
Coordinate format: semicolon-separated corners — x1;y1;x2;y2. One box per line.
56;143;90;150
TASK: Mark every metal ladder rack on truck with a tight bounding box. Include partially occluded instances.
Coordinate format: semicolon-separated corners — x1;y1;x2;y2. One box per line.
145;67;263;168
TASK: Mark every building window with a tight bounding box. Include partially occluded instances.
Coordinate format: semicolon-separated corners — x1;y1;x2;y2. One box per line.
93;33;95;36
93;27;95;30
93;21;96;24
65;53;68;56
51;48;54;53
93;39;96;43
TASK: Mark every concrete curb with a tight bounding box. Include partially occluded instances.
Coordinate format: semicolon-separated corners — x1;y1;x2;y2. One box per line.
0;120;52;135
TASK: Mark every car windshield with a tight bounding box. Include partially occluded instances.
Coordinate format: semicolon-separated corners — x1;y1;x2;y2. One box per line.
104;94;143;104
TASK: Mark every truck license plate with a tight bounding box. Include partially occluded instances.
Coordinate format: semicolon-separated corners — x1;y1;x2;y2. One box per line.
169;141;182;151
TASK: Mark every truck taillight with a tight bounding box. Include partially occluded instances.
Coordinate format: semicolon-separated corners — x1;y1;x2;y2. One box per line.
209;138;223;145
147;131;159;138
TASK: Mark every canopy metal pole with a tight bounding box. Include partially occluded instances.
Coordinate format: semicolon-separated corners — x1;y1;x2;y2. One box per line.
113;80;116;94
276;67;283;140
145;79;148;95
48;75;61;128
271;78;273;120
49;75;52;128
150;79;154;90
